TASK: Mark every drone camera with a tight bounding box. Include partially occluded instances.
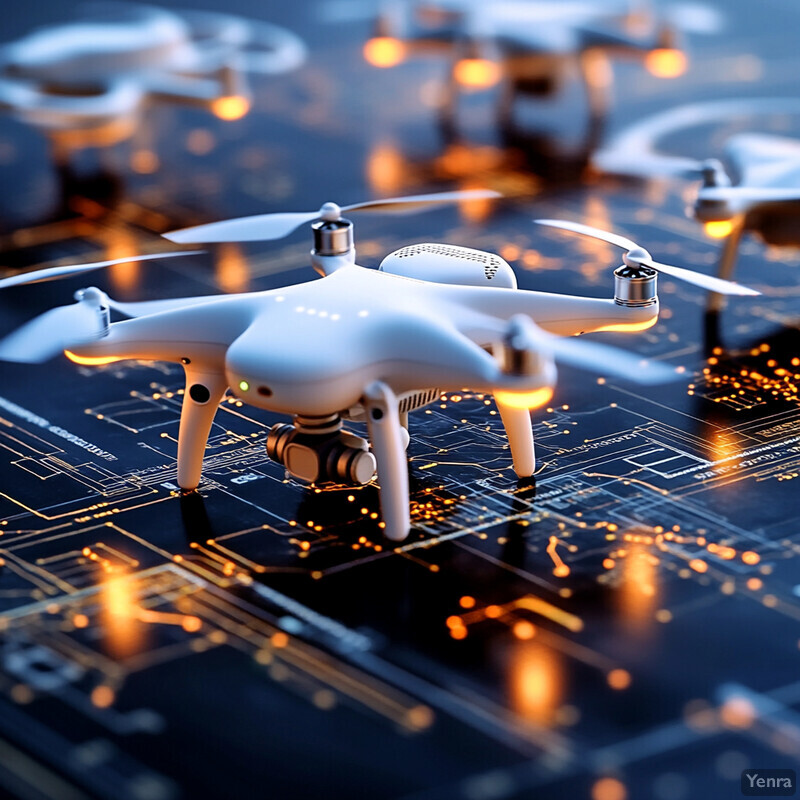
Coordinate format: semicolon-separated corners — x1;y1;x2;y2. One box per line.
266;414;377;486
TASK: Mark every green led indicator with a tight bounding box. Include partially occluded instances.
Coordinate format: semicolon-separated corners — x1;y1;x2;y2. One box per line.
238;380;250;392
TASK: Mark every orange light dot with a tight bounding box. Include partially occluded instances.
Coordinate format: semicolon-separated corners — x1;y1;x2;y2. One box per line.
592;777;627;800
450;625;467;640
212;95;250;121
602;558;616;570
607;669;632;690
181;616;202;633
454;58;502;89
704;220;734;239
645;48;687;78
689;558;708;573
445;615;464;629
90;685;115;708
363;37;405;68
73;614;89;629
742;551;760;565
459;595;476;609
553;564;571;578
720;696;756;729
513;620;536;640
485;604;503;619
131;149;158;174
271;632;289;648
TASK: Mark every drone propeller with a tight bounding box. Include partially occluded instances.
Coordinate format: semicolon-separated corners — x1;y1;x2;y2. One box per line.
535;219;760;296
506;315;678;385
0;288;109;363
0;251;203;363
0;250;203;291
163;190;502;244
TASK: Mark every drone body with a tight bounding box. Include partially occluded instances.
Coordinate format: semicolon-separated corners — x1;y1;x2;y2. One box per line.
694;134;800;310
0;3;306;154
59;254;658;542
0;191;755;542
361;0;693;135
593;100;800;312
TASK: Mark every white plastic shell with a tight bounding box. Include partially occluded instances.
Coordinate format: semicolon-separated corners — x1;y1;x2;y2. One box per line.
379;243;517;289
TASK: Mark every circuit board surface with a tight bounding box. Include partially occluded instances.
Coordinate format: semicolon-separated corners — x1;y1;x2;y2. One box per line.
0;1;800;799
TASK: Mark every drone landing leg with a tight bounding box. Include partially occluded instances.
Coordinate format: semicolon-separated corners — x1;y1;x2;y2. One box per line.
496;400;535;477
708;222;744;314
579;51;609;142
364;381;410;542
439;62;459;142
176;368;228;490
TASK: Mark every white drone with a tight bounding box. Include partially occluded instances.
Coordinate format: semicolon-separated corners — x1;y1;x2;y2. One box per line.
0;2;306;154
594;98;800;311
350;0;717;133
0;191;757;542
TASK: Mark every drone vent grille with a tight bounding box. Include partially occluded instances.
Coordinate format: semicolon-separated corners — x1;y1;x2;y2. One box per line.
398;388;440;414
394;244;502;280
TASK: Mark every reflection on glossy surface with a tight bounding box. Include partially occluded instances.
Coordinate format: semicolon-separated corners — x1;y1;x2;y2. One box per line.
101;572;146;660
216;242;250;293
509;640;563;726
618;542;658;631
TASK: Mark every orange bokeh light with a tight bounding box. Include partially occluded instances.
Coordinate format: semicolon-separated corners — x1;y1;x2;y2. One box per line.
454;58;502;89
704;220;735;239
645;48;688;78
364;37;406;68
212;95;251;121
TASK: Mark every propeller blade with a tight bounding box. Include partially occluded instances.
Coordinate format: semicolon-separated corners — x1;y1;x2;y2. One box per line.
641;257;759;296
509;315;679;386
164;213;318;244
341;189;501;215
546;334;680;385
535;218;760;296
0;303;101;363
165;190;502;244
535;218;637;251
0;251;203;290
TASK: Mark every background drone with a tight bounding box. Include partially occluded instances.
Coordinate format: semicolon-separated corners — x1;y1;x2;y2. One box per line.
0;191;757;542
0;2;306;159
338;0;721;136
594;97;800;311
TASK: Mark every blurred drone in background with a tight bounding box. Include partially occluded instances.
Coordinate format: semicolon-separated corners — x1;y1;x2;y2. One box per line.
594;98;800;311
332;0;721;136
0;2;306;161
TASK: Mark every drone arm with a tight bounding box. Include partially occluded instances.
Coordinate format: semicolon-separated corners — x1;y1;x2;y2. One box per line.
142;69;249;107
444;286;658;337
66;296;257;364
364;381;410;543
